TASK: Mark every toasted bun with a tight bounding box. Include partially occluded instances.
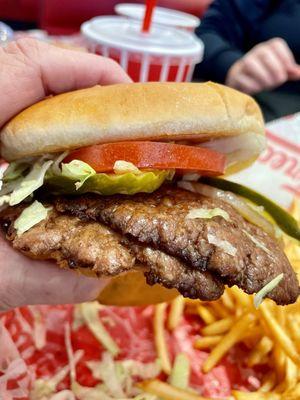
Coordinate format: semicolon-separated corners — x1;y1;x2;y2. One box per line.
1;82;264;163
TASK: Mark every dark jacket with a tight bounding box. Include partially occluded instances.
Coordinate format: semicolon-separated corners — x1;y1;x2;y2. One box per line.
194;0;300;85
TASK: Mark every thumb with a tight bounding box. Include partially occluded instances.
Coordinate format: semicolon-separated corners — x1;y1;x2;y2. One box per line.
0;236;106;311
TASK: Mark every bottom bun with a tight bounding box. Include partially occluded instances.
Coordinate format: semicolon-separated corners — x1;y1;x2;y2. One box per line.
97;270;179;306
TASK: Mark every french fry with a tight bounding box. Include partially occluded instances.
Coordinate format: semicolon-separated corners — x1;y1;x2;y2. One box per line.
287;316;300;348
210;301;230;319
242;327;262;349
221;289;235;311
232;390;280;399
283;382;300;400
258;372;277;393
259;302;300;366
184;299;201;306
247;336;273;367
197;305;216;325
284;357;298;391
276;306;286;327
168;296;185;331
202;313;255;373
138;379;214;400
154;303;171;374
272;343;287;383
185;306;199;315
201;317;235;336
230;286;252;309
194;336;222;350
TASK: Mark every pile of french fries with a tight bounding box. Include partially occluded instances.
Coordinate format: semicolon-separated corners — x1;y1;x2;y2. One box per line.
142;200;300;400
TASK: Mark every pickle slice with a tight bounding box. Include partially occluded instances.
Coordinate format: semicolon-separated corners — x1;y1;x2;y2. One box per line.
202;177;300;241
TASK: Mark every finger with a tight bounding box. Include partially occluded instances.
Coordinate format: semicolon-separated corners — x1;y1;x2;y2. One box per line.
10;37;131;92
287;64;300;80
1;38;131;127
242;56;273;87
233;73;262;94
269;37;296;69
258;50;288;86
0;236;106;311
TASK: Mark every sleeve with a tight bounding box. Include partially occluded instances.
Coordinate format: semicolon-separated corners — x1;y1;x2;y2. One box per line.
194;0;247;83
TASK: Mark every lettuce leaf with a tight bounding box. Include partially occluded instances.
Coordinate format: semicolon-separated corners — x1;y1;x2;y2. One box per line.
0;153;173;206
0;159;53;207
60;160;96;190
14;201;52;236
169;353;190;390
9;160;53;206
2;161;29;181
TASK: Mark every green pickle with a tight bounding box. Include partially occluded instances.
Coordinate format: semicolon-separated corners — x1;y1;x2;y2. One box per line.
201;177;300;241
45;170;172;196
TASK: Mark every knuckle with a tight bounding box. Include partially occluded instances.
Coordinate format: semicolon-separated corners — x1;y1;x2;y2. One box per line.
269;37;285;48
258;46;271;58
253;42;267;54
5;37;45;64
242;57;254;71
100;56;120;69
14;37;40;54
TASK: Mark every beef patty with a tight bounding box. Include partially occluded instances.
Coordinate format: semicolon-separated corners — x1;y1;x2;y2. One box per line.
1;186;298;304
1;206;224;301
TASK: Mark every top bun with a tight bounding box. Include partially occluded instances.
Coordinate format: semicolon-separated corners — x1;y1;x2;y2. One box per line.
0;81;264;162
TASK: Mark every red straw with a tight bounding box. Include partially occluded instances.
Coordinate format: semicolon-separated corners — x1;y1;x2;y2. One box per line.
142;0;157;33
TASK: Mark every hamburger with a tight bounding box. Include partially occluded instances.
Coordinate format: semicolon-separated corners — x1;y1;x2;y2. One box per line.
0;82;299;306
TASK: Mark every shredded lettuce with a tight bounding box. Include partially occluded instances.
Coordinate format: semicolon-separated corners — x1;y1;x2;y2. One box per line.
207;233;237;256
87;353;125;398
14;201;52;236
87;353;161;399
0;195;10;207
187;208;230;221
2;161;29;181
0;159;53;207
113;160;141;175
169;353;190;390
30;350;83;400
51;151;69;175
60;160;96;190
0;152;173;206
182;173;201;182
80;303;120;356
242;230;272;256
10;159;53;205
0;152;174;207
254;273;284;308
71;381;113;400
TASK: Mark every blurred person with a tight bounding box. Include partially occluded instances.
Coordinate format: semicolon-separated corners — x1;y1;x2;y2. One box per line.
194;0;300;121
0;38;131;311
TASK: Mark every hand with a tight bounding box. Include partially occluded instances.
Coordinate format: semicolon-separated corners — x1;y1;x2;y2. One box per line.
225;38;300;94
0;38;131;311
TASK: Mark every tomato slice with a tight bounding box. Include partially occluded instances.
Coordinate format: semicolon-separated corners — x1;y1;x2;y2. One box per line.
64;142;225;176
